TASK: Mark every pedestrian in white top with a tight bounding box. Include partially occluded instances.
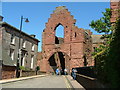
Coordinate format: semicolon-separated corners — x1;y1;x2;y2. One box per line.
64;68;67;75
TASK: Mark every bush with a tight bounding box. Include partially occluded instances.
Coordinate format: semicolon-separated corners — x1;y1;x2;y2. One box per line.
36;66;40;71
19;66;25;70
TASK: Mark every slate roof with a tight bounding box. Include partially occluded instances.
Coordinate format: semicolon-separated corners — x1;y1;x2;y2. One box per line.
0;21;40;66
0;22;40;42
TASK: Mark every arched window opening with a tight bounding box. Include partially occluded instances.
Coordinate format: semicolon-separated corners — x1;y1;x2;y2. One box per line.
55;24;64;44
75;32;77;37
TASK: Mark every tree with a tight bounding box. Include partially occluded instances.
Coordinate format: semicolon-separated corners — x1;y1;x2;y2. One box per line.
90;8;112;55
106;18;120;88
92;7;120;87
89;8;112;35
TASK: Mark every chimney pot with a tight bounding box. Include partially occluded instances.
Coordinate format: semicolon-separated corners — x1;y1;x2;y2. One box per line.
30;34;36;38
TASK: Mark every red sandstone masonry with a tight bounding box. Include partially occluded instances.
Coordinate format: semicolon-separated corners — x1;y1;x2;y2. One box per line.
110;0;120;23
39;6;93;73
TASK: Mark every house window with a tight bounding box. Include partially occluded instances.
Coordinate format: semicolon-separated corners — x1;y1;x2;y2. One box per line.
31;55;34;69
11;35;15;45
22;40;26;48
10;49;14;60
22;56;25;66
32;44;35;51
21;52;26;66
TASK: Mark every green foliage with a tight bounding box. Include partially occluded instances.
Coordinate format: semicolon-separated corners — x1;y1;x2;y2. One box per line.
90;7;120;87
19;66;25;70
95;47;110;83
95;19;120;88
90;8;112;57
89;8;112;34
19;66;32;71
92;44;106;56
36;66;40;71
106;19;120;88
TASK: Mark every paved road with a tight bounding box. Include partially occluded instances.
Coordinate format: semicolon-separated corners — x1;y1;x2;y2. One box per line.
2;75;71;88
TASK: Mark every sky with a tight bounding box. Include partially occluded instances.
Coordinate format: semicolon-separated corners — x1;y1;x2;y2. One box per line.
1;2;110;51
1;0;110;2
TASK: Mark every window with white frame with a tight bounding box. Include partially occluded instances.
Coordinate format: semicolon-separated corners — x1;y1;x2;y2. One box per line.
10;49;14;60
31;55;34;69
31;44;35;51
22;56;25;66
21;52;26;66
11;34;15;45
22;40;26;48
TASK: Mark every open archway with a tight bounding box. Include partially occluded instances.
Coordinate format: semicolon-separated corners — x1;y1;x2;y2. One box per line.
48;52;69;74
48;54;57;72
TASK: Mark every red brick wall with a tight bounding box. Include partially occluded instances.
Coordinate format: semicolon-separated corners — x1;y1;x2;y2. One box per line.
2;66;16;79
110;0;120;23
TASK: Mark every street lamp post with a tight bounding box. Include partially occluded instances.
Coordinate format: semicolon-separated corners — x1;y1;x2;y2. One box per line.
16;16;29;78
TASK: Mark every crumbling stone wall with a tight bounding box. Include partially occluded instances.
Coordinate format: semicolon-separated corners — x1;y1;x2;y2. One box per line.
84;30;93;66
40;6;93;73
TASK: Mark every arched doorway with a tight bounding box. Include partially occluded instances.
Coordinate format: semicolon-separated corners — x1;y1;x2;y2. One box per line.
48;52;69;75
48;54;57;72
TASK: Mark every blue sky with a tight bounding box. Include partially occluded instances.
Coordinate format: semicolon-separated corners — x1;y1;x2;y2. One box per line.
2;2;110;51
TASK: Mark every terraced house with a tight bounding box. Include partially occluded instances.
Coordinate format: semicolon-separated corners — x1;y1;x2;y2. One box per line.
0;16;39;79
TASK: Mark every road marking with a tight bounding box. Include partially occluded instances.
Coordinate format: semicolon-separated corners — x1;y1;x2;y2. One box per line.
63;76;72;90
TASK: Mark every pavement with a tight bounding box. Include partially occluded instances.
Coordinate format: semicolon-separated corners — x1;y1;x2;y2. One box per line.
0;74;47;84
65;75;85;89
0;74;85;89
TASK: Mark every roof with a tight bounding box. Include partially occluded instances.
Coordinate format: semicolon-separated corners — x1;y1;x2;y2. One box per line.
0;21;40;42
92;35;104;44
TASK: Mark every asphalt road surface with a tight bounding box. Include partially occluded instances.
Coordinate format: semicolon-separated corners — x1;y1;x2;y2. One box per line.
2;75;71;88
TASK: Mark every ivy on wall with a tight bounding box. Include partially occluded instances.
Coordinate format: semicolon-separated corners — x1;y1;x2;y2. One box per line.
94;18;120;88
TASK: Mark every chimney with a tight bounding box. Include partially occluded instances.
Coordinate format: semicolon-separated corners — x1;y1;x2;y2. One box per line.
0;16;3;22
30;34;36;38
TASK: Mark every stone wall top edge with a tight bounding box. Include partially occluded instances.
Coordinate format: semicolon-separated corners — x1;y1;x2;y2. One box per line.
111;0;120;2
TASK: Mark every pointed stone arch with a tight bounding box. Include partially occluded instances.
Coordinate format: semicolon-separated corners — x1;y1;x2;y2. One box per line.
43;6;76;45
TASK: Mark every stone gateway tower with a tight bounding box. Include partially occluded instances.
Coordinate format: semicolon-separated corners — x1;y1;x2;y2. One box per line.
40;6;93;74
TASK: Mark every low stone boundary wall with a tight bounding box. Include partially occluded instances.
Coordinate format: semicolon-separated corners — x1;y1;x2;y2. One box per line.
20;70;46;77
76;74;104;89
2;66;16;79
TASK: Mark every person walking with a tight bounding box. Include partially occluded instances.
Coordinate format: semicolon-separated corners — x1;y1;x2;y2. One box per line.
56;68;59;75
72;68;77;80
64;68;67;75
